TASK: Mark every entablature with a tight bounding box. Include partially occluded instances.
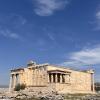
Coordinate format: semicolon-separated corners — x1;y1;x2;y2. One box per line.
47;69;71;74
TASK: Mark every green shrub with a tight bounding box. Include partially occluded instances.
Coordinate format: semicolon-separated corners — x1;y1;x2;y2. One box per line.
14;83;26;91
14;83;21;91
20;83;26;90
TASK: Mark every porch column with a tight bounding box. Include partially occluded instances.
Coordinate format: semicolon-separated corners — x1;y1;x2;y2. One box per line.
19;74;22;84
92;73;95;92
51;74;53;83
62;74;65;83
9;75;12;91
13;74;16;88
16;74;19;85
55;73;57;83
48;74;49;83
65;74;67;83
60;74;62;83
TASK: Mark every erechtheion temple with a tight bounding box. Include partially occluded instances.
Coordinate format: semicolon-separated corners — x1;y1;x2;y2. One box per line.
9;61;95;94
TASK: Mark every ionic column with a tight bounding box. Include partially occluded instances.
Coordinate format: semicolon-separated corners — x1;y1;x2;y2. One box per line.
60;74;62;83
65;74;67;83
19;74;21;84
13;74;16;88
62;74;65;83
51;74;53;83
9;75;12;92
16;74;19;85
55;73;57;83
92;73;95;92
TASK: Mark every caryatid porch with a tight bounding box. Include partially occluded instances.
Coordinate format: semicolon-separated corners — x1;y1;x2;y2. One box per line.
47;70;71;84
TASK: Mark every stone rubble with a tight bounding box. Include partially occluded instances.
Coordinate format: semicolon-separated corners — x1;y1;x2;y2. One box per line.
0;89;100;100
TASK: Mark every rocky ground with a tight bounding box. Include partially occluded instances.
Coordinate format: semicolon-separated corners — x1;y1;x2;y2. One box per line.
0;88;100;100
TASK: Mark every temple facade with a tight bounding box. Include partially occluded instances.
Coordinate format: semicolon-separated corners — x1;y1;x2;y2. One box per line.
9;61;95;94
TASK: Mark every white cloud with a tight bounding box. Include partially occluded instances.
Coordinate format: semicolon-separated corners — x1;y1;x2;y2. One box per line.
33;0;69;16
61;45;100;67
0;29;20;40
95;10;100;30
96;11;100;20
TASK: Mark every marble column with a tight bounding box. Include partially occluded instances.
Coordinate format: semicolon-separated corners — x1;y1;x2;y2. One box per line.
92;73;95;92
16;74;19;85
62;74;65;83
55;73;57;83
9;75;12;91
51;74;53;83
19;74;21;84
13;74;16;88
60;74;62;83
65;74;67;83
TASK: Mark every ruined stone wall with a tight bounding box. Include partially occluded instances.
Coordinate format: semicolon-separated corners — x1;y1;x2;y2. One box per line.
22;66;48;87
70;70;92;93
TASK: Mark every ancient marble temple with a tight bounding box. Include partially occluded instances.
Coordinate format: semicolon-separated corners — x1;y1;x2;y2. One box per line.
9;61;95;93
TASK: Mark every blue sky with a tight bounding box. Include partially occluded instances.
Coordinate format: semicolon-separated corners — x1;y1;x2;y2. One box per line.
0;0;100;85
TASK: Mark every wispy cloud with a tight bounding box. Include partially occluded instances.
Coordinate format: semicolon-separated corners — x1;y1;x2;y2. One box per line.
61;45;100;67
33;0;69;16
0;29;21;40
94;9;100;30
96;10;100;19
0;14;26;41
47;33;55;41
10;14;27;27
0;14;27;30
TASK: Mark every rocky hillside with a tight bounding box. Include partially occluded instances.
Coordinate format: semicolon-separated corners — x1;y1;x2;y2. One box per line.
0;89;100;100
